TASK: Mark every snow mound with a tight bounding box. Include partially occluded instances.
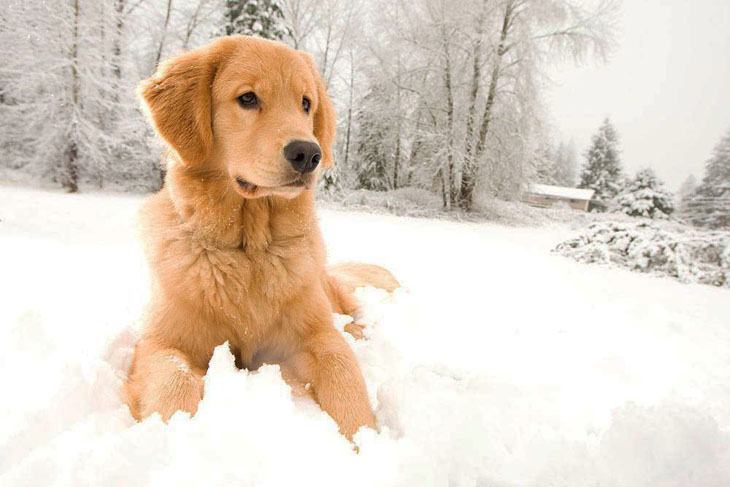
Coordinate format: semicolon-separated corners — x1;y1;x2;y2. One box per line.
554;221;730;287
3;186;730;486
2;284;729;486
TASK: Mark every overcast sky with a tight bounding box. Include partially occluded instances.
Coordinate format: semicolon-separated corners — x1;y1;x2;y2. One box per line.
547;0;730;190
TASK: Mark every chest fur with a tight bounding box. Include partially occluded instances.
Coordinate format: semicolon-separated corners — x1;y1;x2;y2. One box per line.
160;232;318;322
141;188;325;364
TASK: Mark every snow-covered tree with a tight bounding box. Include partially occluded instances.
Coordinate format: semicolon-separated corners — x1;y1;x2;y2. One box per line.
280;0;319;49
533;144;558;185
579;118;624;206
0;0;158;192
223;0;289;40
614;168;674;219
554;142;578;187
0;0;618;203
683;130;730;229
354;86;394;191
349;0;618;209
533;141;578;187
677;174;698;212
456;0;618;210
678;174;698;201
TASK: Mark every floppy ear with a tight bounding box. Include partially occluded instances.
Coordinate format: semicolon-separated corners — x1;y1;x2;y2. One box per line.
139;48;217;165
302;54;336;168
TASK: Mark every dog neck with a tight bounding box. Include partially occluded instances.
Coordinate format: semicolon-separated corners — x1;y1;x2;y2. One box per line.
164;161;317;251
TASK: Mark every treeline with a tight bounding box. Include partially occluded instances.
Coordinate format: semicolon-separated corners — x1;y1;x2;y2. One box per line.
1;0;619;210
573;117;730;229
325;0;619;210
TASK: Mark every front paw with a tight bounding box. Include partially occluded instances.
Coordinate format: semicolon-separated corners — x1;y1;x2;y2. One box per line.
334;313;369;340
343;321;366;340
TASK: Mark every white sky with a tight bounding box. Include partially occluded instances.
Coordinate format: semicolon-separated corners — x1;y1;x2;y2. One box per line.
546;0;730;190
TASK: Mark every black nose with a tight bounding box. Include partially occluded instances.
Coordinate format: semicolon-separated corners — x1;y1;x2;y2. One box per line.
283;140;321;173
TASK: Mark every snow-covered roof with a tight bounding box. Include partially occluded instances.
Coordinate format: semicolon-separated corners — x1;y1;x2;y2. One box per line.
528;184;595;201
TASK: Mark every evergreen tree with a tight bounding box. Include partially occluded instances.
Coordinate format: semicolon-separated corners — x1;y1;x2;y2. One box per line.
355;113;389;191
677;174;698;212
532;142;578;187
579;118;624;206
532;144;557;185
554;142;578;187
684;130;730;229
354;86;395;191
614;168;674;219
678;174;698;201
223;0;289;40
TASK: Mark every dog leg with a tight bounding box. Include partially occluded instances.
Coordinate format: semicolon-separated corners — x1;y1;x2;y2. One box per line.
328;262;400;295
326;273;368;340
125;342;205;421
327;264;400;340
291;331;375;438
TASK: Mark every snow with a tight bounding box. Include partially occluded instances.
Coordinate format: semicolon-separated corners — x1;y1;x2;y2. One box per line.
528;183;594;201
2;185;730;486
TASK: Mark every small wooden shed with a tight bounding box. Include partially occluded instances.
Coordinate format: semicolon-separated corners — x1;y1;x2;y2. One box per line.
524;184;595;212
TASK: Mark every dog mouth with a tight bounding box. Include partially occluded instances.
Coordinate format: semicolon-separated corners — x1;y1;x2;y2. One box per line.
234;176;309;197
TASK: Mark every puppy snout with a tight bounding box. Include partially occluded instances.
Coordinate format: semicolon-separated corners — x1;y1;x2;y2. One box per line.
284;140;321;174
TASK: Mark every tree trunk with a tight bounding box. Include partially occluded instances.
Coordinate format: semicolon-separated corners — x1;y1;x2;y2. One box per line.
343;52;354;169
183;0;204;48
320;23;333;88
62;142;80;193
100;1;106;71
459;0;514;210
155;0;173;67
406;137;421;187
438;168;447;209
63;0;81;193
442;32;456;208
393;61;402;189
407;109;424;187
460;0;489;209
112;0;125;83
393;133;401;190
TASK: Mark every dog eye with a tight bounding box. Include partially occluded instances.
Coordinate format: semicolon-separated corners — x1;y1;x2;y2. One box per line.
238;92;259;109
302;96;311;114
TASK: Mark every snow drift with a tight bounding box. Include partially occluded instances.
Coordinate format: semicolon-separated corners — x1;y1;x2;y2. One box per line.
1;186;730;486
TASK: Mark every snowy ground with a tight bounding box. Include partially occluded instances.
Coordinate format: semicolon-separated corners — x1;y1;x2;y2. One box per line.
1;184;729;487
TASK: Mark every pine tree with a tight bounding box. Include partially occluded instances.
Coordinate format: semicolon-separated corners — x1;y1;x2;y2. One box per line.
532;142;578;187
614;168;674;219
354;86;395;191
579;118;624;207
223;0;289;40
684;130;730;229
554;142;578;187
355;110;389;191
533;144;557;185
678;174;698;201
677;174;698;212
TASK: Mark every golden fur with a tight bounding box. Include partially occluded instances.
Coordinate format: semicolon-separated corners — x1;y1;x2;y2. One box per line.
124;36;398;438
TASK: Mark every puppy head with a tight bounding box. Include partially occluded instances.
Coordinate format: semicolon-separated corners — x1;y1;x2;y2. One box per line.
139;36;335;199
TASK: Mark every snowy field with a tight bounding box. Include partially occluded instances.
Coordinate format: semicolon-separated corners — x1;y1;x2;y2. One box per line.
1;184;729;486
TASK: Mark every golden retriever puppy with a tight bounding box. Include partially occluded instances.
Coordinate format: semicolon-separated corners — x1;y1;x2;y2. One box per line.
124;35;398;439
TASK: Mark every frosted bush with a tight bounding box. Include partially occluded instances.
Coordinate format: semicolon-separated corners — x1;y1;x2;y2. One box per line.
555;221;730;287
